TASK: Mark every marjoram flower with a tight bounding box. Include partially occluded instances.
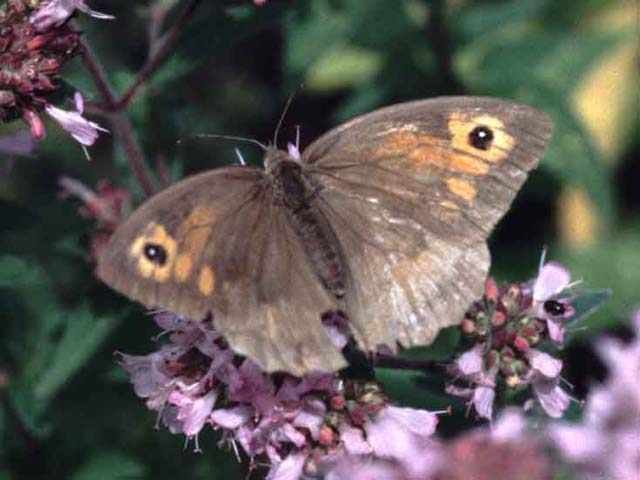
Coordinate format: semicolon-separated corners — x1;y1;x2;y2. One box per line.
119;312;440;480
45;92;108;147
548;309;640;480
446;255;576;420
30;0;114;32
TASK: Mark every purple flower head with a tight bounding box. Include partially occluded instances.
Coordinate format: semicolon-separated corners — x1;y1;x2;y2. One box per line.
548;308;640;479
433;409;552;480
447;253;575;420
46;92;108;147
30;0;114;31
530;251;577;342
119;311;441;477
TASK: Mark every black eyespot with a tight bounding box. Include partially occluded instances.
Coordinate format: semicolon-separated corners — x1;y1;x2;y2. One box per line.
143;243;167;266
543;300;566;316
468;126;494;150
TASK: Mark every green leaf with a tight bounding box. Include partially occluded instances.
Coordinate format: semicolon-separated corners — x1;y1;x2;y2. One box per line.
33;305;118;402
570;289;612;324
306;45;383;91
71;452;146;480
0;255;43;288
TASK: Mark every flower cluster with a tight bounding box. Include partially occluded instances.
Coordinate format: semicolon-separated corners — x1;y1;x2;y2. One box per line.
548;309;640;480
0;0;110;146
119;312;439;480
446;257;576;419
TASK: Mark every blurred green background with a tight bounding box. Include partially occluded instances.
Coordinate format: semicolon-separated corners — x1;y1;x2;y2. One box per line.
0;0;637;478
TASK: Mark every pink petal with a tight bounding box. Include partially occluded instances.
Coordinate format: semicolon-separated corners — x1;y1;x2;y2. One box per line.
473;385;496;420
287;142;301;160
293;409;324;440
74;92;84;114
45;104;108;146
381;405;438;437
277;423;306;448
546;318;565;343
491;408;526;441
266;452;306;480
339;425;373;455
210;406;252;429
534;380;570;418
456;344;483;376
527;349;563;379
533;261;571;302
172;390;218;436
547;424;604;463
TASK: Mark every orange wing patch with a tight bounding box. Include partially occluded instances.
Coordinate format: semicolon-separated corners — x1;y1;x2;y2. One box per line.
129;222;177;282
374;131;489;176
173;206;215;282
174;253;193;281
445;177;477;201
198;266;215;295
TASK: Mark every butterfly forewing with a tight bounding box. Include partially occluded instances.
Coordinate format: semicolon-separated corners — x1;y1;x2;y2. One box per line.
97;166;344;375
302;97;551;351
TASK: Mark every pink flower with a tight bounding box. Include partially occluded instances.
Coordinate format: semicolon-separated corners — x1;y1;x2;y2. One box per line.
31;0;114;31
364;405;438;477
45;92;108;147
446;344;497;420
287;141;301;160
433;409;552;480
168;390;218;437
266;452;306;480
524;349;570;418
548;309;640;479
532;257;575;343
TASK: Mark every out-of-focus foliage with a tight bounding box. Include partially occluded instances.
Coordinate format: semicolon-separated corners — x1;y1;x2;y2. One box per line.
0;0;636;478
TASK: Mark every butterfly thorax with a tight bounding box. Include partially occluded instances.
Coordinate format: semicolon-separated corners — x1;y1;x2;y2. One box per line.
266;147;346;299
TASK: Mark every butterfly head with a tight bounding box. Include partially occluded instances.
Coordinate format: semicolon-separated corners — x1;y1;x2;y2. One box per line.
264;144;301;175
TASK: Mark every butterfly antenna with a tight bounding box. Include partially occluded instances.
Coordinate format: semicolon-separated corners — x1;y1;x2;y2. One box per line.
177;134;267;151
273;93;295;148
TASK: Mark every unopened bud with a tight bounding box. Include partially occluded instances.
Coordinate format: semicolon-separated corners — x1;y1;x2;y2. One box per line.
514;336;530;352
491;311;506;327
460;318;475;334
485;277;499;301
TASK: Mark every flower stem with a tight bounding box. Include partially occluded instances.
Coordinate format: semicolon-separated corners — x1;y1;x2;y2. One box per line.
373;353;444;373
78;33;156;197
116;0;200;111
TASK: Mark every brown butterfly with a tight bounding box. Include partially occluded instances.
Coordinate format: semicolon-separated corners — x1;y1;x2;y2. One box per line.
97;97;552;376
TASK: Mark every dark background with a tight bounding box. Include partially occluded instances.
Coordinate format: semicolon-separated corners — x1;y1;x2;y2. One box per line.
0;0;637;478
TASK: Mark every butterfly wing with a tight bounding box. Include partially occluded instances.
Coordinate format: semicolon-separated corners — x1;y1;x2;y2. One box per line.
98;166;345;375
301;97;552;351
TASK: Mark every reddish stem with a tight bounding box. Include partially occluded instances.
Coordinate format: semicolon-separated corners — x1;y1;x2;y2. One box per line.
373;353;443;373
116;0;200;111
78;34;156;197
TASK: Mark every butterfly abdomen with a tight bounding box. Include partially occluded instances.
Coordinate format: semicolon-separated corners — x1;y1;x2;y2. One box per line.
273;160;346;299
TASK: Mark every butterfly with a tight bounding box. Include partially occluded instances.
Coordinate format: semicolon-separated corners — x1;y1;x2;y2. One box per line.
97;97;552;376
